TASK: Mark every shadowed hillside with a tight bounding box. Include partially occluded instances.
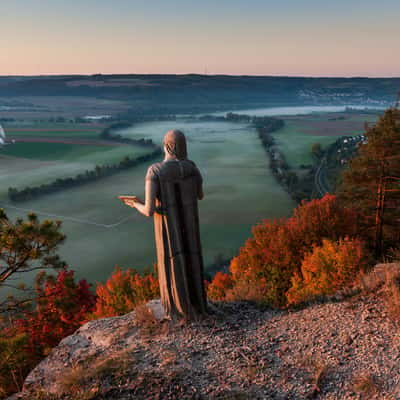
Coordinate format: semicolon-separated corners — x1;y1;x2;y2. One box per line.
0;75;398;114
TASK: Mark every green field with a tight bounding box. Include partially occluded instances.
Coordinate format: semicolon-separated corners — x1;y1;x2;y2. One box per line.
6;129;102;138
275;112;381;167
4;122;104;138
1;119;295;289
1;141;148;163
273;122;341;167
2;142;115;161
0;142;152;200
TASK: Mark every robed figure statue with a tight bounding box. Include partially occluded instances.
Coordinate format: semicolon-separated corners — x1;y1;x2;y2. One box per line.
121;130;208;320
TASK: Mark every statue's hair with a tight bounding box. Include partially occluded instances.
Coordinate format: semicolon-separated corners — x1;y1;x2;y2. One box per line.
163;129;187;160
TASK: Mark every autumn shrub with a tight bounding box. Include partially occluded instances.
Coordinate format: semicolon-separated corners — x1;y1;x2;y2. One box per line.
210;195;360;307
207;272;234;301
228;219;297;306
93;266;159;318
289;194;359;251
286;238;369;305
0;268;95;399
16;268;96;358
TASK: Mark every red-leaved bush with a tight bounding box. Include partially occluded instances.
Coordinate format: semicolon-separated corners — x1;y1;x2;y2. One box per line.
93;266;159;318
209;195;362;307
286;237;369;305
16;268;96;358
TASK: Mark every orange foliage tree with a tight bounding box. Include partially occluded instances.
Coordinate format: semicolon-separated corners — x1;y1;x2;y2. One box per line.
93;266;159;318
287;238;369;305
209;195;360;307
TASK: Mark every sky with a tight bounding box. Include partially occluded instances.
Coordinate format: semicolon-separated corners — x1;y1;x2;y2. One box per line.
1;0;399;77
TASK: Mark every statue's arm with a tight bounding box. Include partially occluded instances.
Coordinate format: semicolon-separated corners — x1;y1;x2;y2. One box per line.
196;166;204;200
198;181;204;200
134;178;158;217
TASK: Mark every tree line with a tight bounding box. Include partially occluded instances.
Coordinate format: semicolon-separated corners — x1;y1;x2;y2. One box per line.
99;122;156;146
253;116;315;202
8;148;162;203
218;113;313;202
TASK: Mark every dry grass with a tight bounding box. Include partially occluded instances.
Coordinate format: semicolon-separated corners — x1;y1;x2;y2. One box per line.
351;372;380;398
18;391;59;400
134;303;164;336
58;350;135;399
359;263;400;292
357;263;400;321
358;271;383;293
300;356;330;398
159;347;179;369
312;362;329;391
384;275;400;320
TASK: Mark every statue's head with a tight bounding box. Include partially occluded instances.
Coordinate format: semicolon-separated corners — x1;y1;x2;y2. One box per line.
163;129;187;160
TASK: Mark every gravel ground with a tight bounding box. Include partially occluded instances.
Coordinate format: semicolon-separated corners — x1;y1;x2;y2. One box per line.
12;290;400;400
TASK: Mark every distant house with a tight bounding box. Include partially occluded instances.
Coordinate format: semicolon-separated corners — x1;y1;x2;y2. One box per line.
83;115;112;121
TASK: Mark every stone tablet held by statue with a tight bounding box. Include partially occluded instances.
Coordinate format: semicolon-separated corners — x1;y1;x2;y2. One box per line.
120;129;207;320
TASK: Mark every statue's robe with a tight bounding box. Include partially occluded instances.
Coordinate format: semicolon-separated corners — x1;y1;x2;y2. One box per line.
145;159;207;319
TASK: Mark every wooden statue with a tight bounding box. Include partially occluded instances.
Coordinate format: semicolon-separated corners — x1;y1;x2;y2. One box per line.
120;130;208;320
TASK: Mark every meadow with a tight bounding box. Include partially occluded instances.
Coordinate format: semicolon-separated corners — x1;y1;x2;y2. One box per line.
4;122;104;138
274;112;380;167
0;142;151;200
2;142;116;161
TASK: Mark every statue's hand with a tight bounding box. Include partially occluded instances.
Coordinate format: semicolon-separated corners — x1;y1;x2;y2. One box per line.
123;199;137;208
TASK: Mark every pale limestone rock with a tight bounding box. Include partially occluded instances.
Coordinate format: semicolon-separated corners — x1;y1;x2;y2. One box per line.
22;307;141;395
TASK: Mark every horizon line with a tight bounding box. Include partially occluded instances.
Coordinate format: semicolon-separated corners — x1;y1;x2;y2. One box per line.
1;72;400;79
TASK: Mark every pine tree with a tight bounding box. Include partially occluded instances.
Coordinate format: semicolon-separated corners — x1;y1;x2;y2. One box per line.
338;108;400;257
0;209;66;312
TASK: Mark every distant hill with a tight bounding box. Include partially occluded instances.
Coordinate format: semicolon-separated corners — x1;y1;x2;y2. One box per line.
0;75;398;114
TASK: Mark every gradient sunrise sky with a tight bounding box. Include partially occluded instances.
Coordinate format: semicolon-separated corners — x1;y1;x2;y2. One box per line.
1;0;399;77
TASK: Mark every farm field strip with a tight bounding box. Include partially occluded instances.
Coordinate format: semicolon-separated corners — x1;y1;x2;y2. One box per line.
274;112;381;168
0;139;155;202
1;141;149;162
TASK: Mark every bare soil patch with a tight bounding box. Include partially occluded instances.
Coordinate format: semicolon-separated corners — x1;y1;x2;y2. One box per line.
0;154;55;171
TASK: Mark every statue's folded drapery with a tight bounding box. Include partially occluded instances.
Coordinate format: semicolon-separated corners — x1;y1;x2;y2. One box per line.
145;159;208;320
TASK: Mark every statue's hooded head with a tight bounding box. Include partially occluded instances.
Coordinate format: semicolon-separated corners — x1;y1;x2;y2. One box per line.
163;129;187;160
